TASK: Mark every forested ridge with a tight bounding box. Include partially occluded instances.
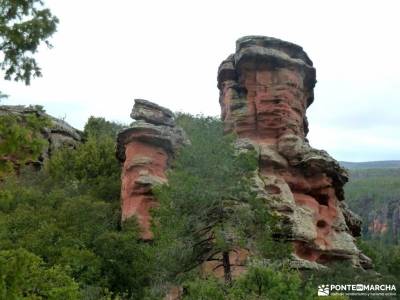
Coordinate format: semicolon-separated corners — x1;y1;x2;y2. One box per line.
0;111;399;299
344;166;400;284
345;167;400;243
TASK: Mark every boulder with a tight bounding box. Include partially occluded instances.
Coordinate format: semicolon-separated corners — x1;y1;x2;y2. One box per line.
130;98;175;126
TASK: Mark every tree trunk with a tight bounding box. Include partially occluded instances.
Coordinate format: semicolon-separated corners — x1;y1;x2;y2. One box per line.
222;251;232;285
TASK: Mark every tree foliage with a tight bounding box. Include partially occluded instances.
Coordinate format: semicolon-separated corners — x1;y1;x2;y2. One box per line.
84;116;125;140
181;264;336;300
345;168;400;243
152;115;259;284
356;239;400;282
0;248;79;299
0;116;151;299
0;0;58;84
149;114;293;299
0;112;398;299
46;116;124;202
0;108;50;178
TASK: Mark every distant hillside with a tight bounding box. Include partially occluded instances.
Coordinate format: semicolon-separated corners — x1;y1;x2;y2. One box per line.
344;164;400;244
340;160;400;170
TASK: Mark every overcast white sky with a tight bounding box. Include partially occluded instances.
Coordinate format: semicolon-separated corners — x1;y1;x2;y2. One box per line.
1;0;399;162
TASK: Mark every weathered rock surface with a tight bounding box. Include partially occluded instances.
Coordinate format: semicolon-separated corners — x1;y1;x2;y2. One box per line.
0;105;82;170
218;36;368;269
117;99;188;240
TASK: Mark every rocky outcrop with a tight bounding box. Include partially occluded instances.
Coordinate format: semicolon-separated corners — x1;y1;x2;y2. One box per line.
0;105;82;171
116;99;188;240
218;36;368;269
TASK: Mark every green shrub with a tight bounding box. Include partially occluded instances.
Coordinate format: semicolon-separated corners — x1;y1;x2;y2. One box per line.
0;248;79;299
0;112;50;178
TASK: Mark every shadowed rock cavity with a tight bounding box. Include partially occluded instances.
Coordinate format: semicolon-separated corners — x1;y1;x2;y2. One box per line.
217;36;368;271
116;99;188;240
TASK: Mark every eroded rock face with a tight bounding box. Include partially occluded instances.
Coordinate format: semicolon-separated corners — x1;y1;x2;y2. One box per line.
117;99;188;240
0;105;83;171
218;36;367;269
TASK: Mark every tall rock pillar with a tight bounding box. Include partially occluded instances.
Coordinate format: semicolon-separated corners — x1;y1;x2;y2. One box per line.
116;99;188;240
218;36;370;269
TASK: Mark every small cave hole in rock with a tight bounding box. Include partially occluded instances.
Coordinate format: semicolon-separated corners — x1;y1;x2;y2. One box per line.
265;184;281;194
234;86;248;97
316;220;327;228
296;245;315;260
314;194;329;206
316;254;331;264
273;99;281;104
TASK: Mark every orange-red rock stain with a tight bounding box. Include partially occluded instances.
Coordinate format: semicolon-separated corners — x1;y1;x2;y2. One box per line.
121;140;168;240
220;65;340;263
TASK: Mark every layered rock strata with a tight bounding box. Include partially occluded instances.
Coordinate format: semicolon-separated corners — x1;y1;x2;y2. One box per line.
116;99;188;240
0;105;82;170
218;36;369;269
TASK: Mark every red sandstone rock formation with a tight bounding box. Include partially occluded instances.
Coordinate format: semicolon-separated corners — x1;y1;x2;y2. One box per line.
116;99;188;240
218;36;370;270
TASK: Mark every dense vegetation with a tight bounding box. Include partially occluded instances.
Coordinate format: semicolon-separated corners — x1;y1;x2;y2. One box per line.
0;112;399;299
147;115;311;299
0;116;150;299
343;166;400;298
0;107;50;178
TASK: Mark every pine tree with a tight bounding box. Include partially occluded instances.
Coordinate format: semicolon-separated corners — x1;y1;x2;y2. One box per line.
152;115;258;285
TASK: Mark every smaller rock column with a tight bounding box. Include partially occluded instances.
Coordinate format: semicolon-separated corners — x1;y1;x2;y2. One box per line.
116;99;188;240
